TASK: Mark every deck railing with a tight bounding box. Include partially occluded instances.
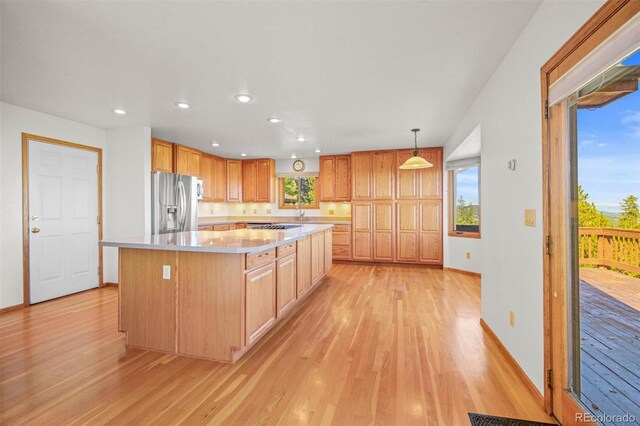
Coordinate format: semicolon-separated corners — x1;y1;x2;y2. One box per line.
579;227;640;275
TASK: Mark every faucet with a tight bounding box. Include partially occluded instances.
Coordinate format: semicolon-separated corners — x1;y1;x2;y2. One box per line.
298;203;305;221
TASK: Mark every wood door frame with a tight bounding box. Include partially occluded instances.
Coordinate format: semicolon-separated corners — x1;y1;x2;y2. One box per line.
21;133;104;307
540;0;639;419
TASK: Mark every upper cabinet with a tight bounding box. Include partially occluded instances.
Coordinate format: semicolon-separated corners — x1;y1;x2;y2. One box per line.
226;159;243;202
351;152;373;200
201;154;226;202
395;147;443;200
242;159;275;203
151;138;174;173
351;150;394;200
319;155;351;202
174;144;202;177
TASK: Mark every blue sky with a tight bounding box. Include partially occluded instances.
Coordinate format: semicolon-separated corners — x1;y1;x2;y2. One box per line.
456;166;479;205
577;50;640;213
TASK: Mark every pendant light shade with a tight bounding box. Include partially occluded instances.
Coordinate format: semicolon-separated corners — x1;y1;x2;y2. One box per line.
399;128;433;170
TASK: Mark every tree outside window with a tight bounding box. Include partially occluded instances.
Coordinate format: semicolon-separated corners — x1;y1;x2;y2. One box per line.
278;176;319;209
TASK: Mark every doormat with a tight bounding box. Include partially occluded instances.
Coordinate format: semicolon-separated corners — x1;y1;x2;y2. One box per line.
469;413;556;426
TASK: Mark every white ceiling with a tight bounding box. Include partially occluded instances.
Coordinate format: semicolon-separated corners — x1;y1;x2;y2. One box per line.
0;1;541;159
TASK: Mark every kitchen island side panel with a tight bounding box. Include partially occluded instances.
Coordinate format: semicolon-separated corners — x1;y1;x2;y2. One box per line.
119;248;178;353
177;251;245;362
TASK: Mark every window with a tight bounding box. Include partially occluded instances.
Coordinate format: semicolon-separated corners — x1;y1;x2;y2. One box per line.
278;176;319;209
449;166;480;237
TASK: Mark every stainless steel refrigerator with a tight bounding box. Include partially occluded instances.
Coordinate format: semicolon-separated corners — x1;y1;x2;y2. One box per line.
152;172;198;234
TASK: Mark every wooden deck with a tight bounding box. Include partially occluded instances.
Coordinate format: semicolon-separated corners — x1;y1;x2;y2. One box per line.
579;268;640;423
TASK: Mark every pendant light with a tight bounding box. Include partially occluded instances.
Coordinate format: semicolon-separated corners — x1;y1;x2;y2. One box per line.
399;128;433;169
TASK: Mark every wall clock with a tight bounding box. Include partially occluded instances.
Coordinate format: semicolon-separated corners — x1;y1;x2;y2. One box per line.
292;159;305;172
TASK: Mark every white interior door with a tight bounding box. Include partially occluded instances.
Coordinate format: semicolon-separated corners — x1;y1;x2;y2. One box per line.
28;140;99;304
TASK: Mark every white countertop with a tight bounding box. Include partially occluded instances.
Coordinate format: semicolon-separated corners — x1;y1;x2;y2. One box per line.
100;224;333;254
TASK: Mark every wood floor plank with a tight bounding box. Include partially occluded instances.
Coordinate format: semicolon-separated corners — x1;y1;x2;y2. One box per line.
0;264;554;425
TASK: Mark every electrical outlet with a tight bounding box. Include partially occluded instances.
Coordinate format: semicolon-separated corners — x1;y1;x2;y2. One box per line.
242;209;246;214
465;252;471;259
329;209;335;215
162;265;171;280
509;310;515;327
253;209;257;214
524;209;536;227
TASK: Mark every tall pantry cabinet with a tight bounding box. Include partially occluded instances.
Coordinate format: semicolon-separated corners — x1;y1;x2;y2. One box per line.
351;148;442;265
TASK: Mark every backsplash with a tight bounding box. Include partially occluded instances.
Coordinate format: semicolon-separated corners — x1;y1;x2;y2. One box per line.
197;201;351;218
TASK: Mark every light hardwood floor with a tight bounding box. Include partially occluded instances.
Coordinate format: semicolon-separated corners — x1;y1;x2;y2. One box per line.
0;264;554;425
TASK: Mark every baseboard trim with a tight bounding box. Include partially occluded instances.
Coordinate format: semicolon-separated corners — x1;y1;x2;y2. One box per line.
333;260;443;269
104;282;118;287
444;267;481;278
0;303;24;314
479;318;544;409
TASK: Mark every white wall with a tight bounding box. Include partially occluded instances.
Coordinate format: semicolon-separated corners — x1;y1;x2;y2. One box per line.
103;126;152;283
198;157;352;219
443;0;604;392
0;102;107;308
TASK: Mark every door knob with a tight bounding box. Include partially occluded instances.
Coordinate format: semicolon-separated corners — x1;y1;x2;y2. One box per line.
31;227;40;233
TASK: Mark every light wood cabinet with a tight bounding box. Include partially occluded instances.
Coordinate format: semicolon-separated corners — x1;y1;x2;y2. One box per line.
373;202;394;261
418;149;443;199
331;224;351;260
324;229;332;273
151;138;174;173
373;151;394;200
319;155;351;201
277;253;297;317
297;236;312;297
242;159;275;203
351;152;373;200
395;148;443;200
352;202;373;260
311;231;325;285
419;201;442;263
201;154;226;202
226;159;243;202
396;202;419;263
174;144;202;177
245;263;276;346
242;160;257;201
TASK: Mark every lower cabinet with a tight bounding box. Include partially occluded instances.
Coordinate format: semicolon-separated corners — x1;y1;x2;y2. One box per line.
245;263;276;346
297;235;312;297
324;229;332;273
277;253;297;317
311;231;325;284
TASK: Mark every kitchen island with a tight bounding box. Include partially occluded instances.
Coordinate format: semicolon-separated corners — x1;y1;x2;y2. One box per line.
100;224;333;363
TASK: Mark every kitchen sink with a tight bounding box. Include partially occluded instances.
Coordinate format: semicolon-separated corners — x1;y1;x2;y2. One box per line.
249;224;302;230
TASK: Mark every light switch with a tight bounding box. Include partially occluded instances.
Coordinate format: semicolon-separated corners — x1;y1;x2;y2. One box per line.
329;209;335;215
465;252;471;259
524;209;536;227
162;265;171;280
509;310;515;327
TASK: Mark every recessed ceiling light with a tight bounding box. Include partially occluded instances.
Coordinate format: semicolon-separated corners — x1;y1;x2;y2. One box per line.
267;117;282;123
315;148;321;153
291;154;297;159
175;102;191;109
240;152;248;157
211;142;220;147
234;94;253;103
113;109;126;115
296;136;306;142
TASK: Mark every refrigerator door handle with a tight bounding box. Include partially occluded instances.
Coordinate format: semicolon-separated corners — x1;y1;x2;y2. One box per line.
177;181;186;230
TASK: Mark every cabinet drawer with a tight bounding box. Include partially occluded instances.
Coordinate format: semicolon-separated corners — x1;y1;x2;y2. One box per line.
277;241;297;258
332;246;351;259
213;224;230;231
332;232;350;246
236;223;247;229
198;225;213;231
333;224;351;232
246;248;276;271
